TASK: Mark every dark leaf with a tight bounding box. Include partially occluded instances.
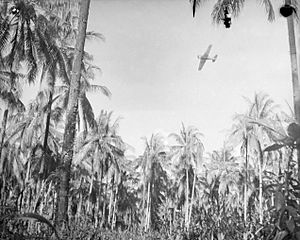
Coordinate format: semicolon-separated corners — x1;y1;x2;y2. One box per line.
264;143;285;152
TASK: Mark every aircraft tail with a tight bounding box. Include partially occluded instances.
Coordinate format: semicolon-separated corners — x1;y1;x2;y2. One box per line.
212;54;218;62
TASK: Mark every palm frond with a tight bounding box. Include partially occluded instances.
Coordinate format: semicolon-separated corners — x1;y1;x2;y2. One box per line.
80;93;96;129
211;0;245;24
260;0;275;21
168;133;184;146
86;31;105;41
86;84;112;98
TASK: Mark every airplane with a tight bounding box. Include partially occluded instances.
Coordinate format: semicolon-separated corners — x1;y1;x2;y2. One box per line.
197;44;218;71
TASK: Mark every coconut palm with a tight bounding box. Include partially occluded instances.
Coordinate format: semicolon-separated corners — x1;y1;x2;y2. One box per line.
244;93;278;223
54;50;111;139
169;124;204;232
56;0;91;226
0;70;25;160
0;94;62;214
229;92;277;240
72;110;126;228
0;0;68;170
136;133;168;231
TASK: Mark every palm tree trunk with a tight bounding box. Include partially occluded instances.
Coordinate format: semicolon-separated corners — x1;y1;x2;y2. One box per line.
145;181;151;231
185;167;189;231
0;174;6;206
257;141;263;224
286;0;300;181
56;0;91;226
0;109;8;161
146;185;151;231
76;177;83;223
141;176;146;227
101;173;108;227
188;171;196;230
0;108;8;206
244;137;248;240
111;182;118;230
108;182;114;226
40;91;53;178
97;161;103;226
43;92;53;150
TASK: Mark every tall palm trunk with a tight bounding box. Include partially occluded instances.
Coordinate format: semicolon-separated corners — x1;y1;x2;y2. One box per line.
43;92;53;150
40;90;53;178
108;179;114;226
112;182;119;230
257;141;263;224
188;170;196;230
145;181;151;231
0;108;8;206
185;167;189;231
243;137;248;240
147;193;151;231
285;0;300;181
97;161;103;226
142;176;146;226
56;0;91;226
0;109;8;161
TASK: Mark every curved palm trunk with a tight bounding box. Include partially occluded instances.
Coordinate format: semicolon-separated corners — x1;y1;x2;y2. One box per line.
56;0;91;226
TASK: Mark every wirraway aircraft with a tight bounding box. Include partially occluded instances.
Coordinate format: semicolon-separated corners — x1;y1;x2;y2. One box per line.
197;44;218;71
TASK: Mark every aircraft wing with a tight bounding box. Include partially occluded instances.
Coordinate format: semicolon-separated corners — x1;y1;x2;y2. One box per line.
198;58;206;71
201;44;212;58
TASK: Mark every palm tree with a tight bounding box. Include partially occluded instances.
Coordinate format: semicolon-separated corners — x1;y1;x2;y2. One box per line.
56;0;91;226
54;51;111;139
73;110;126;228
245;92;277;223
136;133;168;231
0;94;62;213
0;0;67;168
169;124;204;232
229;92;277;239
0;70;25;161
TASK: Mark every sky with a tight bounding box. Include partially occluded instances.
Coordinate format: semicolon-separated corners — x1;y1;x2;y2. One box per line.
21;0;293;156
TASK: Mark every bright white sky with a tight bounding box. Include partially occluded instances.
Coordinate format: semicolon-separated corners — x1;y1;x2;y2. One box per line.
22;0;293;156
